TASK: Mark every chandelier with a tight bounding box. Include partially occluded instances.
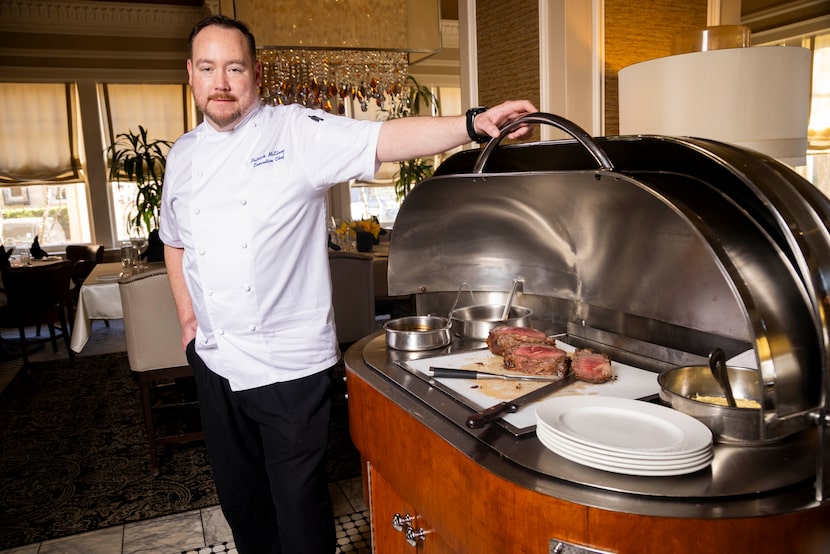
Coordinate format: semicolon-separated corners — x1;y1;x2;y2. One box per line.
230;0;440;113
258;48;409;113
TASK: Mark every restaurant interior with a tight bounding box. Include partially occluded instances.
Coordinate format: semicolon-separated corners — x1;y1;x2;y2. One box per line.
0;0;829;553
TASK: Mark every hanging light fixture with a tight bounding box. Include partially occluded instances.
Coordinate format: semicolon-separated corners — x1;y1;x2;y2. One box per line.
257;48;409;113
618;25;811;166
226;0;441;112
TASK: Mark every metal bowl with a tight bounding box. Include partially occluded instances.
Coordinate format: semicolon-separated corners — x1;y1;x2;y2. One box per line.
384;315;452;351
658;365;769;444
449;304;533;341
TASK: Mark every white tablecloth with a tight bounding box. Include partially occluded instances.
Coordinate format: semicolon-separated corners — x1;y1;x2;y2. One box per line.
70;262;163;353
70;262;124;353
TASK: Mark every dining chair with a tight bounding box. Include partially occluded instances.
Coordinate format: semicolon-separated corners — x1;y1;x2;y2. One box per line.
329;250;376;346
65;244;105;330
0;260;75;366
119;266;203;475
65;244;104;263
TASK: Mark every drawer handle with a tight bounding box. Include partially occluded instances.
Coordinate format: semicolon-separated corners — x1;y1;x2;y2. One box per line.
405;525;427;546
392;512;412;532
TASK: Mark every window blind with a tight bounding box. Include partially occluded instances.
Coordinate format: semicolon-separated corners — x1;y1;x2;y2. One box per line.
0;83;80;184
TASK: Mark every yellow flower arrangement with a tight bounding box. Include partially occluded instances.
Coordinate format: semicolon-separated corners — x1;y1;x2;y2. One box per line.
337;218;381;240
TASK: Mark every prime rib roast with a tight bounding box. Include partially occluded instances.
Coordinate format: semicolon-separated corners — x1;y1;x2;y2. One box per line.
571;348;613;383
503;344;570;377
489;326;614;383
487;325;549;356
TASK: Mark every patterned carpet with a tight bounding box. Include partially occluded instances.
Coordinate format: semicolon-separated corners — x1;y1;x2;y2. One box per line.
0;352;361;550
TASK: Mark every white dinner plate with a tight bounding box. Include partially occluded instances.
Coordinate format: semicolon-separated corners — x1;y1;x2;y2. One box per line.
537;435;712;473
538;431;713;476
536;427;712;469
536;420;712;460
536;396;712;457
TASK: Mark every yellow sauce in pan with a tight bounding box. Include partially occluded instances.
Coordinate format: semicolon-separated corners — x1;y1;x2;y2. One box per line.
693;394;760;409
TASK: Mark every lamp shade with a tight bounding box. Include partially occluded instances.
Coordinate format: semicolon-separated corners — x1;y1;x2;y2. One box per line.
618;46;811;166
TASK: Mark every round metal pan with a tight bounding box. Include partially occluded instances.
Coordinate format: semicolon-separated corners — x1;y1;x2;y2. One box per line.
450;304;532;341
384;315;451;351
658;365;770;444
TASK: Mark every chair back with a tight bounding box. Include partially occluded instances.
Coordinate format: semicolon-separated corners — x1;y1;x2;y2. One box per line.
65;244;104;263
1;260;74;326
70;259;97;286
329;250;376;344
119;267;187;372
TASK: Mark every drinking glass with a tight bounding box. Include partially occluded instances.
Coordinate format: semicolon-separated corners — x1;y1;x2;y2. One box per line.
120;240;137;268
129;227;148;269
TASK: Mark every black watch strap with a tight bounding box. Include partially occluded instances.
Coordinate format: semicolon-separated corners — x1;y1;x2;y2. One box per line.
466;107;489;143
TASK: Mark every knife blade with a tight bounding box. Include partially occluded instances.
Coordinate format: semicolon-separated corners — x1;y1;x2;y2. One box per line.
465;372;577;429
429;366;565;382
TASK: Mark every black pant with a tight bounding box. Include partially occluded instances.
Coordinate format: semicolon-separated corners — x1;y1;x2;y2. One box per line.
186;341;335;554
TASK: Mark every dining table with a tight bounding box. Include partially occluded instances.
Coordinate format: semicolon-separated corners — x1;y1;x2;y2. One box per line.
70;261;163;353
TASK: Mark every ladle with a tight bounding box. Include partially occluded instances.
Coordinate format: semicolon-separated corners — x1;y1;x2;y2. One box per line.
708;348;737;408
446;282;472;328
500;277;523;320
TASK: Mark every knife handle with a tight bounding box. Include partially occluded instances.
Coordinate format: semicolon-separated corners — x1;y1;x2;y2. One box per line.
466;401;519;428
432;368;480;379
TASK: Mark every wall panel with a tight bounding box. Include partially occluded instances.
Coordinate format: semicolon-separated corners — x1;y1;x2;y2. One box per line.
604;0;707;134
476;0;541;141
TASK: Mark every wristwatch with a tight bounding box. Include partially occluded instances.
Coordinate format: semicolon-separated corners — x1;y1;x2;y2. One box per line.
466;107;490;143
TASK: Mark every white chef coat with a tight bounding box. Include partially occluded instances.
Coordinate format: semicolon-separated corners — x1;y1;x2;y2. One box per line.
160;103;382;391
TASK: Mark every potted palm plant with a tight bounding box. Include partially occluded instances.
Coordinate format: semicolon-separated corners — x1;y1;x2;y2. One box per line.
107;125;173;235
391;77;441;201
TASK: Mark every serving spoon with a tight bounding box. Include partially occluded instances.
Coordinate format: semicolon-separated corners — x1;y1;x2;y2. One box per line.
709;348;737;408
500;277;523;320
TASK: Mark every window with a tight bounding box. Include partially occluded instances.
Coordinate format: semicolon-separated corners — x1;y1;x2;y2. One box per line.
0;183;88;247
765;32;830;197
100;83;195;241
804;33;830;196
346;84;462;227
0;83;91;248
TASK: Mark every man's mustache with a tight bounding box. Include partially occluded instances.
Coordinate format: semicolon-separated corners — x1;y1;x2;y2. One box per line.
209;94;236;101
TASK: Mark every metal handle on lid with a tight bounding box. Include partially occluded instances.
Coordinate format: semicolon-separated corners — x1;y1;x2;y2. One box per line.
472;112;614;174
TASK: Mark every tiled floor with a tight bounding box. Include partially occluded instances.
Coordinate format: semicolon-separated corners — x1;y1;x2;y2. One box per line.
0;483;368;554
0;320;371;554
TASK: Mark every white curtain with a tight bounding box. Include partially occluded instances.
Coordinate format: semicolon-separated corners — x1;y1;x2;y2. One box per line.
0;83;79;183
102;83;190;148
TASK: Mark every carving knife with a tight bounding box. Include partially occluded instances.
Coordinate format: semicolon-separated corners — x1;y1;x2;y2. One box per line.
429;367;566;382
465;372;576;429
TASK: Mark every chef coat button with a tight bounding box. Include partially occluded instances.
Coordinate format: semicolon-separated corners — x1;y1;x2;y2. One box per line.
217;329;224;336
243;284;251;292
198;249;206;256
206;290;213;296
241;242;248;249
248;324;257;332
240;199;247;206
201;337;209;344
194;208;201;215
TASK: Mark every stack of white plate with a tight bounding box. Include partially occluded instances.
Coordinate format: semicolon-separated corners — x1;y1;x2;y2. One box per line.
535;396;713;476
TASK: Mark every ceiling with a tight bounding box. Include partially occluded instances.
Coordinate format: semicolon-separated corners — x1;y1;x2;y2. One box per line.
84;0;823;29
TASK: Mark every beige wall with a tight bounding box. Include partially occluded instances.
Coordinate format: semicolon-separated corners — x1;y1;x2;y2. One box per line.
604;0;707;134
476;0;541;141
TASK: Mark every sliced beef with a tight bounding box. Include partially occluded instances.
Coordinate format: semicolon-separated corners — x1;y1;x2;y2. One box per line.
571;348;613;383
487;325;548;356
503;344;570;377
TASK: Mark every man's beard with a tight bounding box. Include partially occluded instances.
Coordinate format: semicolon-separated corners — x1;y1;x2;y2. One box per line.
200;95;244;129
